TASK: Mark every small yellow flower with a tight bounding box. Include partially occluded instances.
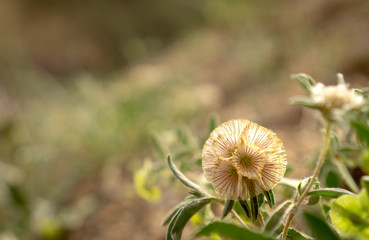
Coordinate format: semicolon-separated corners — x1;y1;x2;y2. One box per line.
202;119;287;200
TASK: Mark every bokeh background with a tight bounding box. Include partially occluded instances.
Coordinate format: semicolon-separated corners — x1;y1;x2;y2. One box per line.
0;0;368;239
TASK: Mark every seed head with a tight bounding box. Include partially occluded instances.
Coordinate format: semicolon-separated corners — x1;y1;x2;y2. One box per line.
202;119;287;200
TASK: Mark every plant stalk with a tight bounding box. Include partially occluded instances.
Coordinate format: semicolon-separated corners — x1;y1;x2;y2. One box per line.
258;211;265;228
231;209;250;229
281;121;332;239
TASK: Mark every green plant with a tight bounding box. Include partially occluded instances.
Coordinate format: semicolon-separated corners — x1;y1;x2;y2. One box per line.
154;73;369;239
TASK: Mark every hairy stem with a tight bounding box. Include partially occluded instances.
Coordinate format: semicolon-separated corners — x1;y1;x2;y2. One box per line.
258;211;265;228
281;121;332;239
231;209;250;229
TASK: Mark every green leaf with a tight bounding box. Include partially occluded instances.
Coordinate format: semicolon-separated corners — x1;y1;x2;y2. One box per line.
333;160;360;193
222;200;234;219
352;121;369;147
308;188;354;198
303;212;341;240
289;97;319;109
163;200;192;226
167;197;215;240
195;221;275;240
264;190;275;208
325;170;340;188
264;200;293;233
329;190;369;240
361;176;369;196
286;228;313;240
291;73;316;95
167;208;183;240
167;155;205;197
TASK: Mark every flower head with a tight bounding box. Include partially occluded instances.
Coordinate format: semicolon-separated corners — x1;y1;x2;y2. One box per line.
202;119;287;200
311;73;363;117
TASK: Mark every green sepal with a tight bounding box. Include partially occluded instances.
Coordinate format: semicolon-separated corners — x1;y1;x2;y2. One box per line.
250;196;259;222
221;200;234;219
264;189;275;208
238;199;251;219
257;193;265;207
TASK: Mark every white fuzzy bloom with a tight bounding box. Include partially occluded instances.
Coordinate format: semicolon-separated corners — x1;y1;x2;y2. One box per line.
202;119;287;200
311;74;363;113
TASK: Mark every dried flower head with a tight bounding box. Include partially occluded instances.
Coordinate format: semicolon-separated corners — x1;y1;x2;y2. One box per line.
202;119;287;200
311;73;363;116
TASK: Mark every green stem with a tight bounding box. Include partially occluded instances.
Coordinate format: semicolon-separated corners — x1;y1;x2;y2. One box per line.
281;121;333;239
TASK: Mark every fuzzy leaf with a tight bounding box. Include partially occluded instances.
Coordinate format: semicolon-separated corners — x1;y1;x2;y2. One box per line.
334;160;360;193
329;190;369;240
289;97;319;109
195;221;275;240
286;228;313;240
303;212;341;240
221;200;234;219
167;208;183;240
325;170;340;188
163;200;192;226
291;73;316;95
167;197;215;240
167;155;205;197
264;200;293;233
308;188;354;198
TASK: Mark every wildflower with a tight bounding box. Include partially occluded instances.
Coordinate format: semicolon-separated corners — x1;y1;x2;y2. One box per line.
310;73;363;118
202;119;287;200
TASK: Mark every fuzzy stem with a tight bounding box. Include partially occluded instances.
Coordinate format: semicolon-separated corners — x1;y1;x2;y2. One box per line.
231;209;250;229
281;121;332;239
258;211;265;228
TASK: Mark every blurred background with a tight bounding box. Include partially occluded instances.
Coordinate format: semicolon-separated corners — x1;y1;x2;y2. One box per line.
0;0;368;239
